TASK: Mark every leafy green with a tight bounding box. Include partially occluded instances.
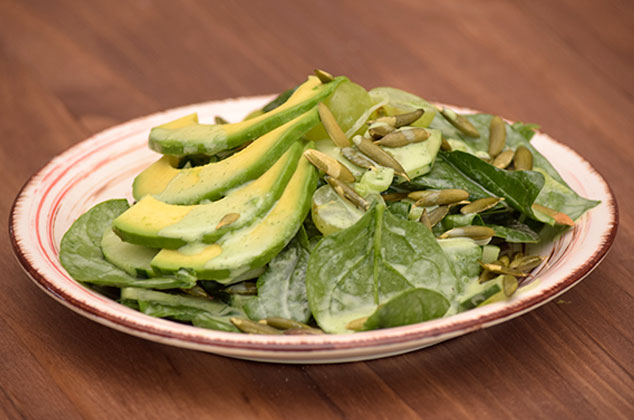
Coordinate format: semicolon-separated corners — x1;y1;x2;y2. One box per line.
60;200;196;289
363;288;449;330
437;238;482;282
306;204;459;334
442;213;540;243
262;87;297;113
243;236;311;322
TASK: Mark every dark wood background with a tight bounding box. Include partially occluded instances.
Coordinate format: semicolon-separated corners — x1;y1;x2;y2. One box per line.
2;0;632;418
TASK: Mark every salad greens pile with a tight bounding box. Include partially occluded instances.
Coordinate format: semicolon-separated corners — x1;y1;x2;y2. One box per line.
60;70;598;335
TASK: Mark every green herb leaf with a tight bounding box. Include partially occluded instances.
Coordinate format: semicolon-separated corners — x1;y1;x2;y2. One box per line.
363;288;449;330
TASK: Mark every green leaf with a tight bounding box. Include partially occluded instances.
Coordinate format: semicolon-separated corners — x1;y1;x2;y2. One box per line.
363;288;449;330
442;213;540;243
60;200;196;289
306;204;459;334
243;236;311;323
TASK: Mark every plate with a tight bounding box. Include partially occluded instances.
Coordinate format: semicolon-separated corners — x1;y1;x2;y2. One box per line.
10;96;618;363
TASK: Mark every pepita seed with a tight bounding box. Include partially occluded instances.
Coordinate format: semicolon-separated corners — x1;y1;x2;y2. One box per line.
509;255;545;272
224;281;258;295
497;255;510;267
374;128;430;148
532;203;574;226
478;269;496;284
353;135;410;180
492;149;515;169
479;262;529;277
318;103;350;147
341;147;376;170
216;212;240;230
427;205;449;227
440;137;453;151
488;116;506;157
514;146;533;170
283;328;325;335
439;226;496;240
371;108;425;128
381;192;408;202
181;285;210;298
230;317;282;335
325;176;370;211
419;209;432;230
368;122;395;139
511;251;524;264
314;69;334;83
460;197;504;214
214;116;229;124
303;149;355;183
502;275;519;297
440;107;480;138
263;317;314;330
408;189;470;206
346;316;368;331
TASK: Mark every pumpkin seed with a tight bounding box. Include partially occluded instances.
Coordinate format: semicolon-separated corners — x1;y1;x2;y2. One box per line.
353;135;409;180
216;212;240;230
439;226;496;240
502;275;519;296
381;192;408;202
492;149;515;169
283;328;325;335
440;137;453;151
479;262;528;277
509;255;545;272
230;318;282;334
341;147;376;170
514;145;533;170
497;255;510;267
224;281;257;295
314;69;334;83
440;107;480;138
532;203;574;226
375;128;430;148
460;197;504;214
214;116;229;124
419;209;432;230
478;269;496;284
408;189;470;206
371;108;425;128
262;317;313;330
325;176;370;211
346;316;368;331
318;103;350;147
428;205;449;227
511;251;524;264
488;116;506;157
368;122;395;139
181;285;210;298
303;149;355;183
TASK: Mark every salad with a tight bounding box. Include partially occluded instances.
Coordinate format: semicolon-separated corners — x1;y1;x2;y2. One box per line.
59;70;599;335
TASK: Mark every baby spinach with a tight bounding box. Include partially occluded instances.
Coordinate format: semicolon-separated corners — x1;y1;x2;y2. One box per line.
60;200;196;289
243;236;311;323
306;204;459;334
363;288;449;330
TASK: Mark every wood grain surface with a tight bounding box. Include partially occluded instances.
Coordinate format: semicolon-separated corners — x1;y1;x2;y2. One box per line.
2;0;633;418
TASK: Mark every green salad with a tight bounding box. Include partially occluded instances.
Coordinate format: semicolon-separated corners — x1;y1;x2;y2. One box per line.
59;70;599;335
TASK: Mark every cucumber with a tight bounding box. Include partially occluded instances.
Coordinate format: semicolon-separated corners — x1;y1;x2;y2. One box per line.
100;228;158;277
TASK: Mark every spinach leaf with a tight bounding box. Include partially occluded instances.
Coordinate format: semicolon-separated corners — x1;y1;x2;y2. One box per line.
121;287;242;332
437;238;482;282
306;204;459;334
60;200;196;289
407;158;492;200
363;288;449;330
243;236;311;322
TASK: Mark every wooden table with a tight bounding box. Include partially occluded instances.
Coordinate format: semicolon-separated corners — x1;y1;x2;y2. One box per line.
2;1;632;418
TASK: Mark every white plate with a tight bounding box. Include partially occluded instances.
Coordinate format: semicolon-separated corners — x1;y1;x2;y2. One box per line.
10;97;618;363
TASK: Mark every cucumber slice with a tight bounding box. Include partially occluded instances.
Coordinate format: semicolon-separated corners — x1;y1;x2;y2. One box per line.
101;228;158;277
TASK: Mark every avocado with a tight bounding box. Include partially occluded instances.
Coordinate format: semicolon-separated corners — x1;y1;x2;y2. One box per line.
150;147;318;283
100;228;158;277
133;108;319;204
149;75;346;155
113;142;302;249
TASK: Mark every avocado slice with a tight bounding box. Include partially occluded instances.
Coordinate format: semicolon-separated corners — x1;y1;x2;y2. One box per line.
133;108;319;204
149;75;347;155
100;228;158;277
112;142;303;249
150;147;318;283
